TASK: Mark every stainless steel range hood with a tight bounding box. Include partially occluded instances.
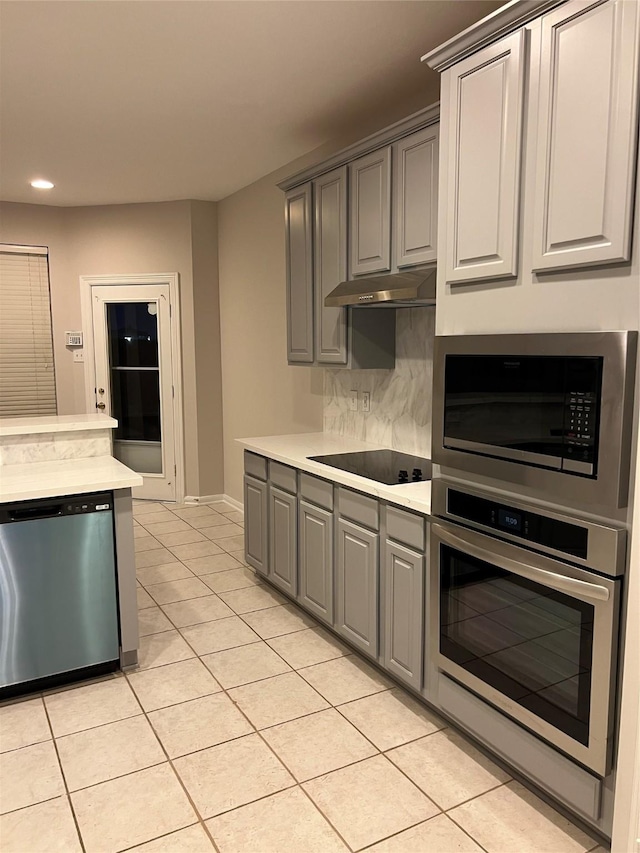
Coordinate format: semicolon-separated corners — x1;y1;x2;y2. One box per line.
324;268;436;308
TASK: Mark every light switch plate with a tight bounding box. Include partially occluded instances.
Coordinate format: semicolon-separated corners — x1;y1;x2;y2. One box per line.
73;350;84;362
348;390;358;412
361;391;371;413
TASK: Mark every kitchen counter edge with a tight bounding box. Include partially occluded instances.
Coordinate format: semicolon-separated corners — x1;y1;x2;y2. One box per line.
0;455;143;503
237;433;432;516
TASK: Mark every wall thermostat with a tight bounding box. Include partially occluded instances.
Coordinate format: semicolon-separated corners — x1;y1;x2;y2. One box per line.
65;331;83;347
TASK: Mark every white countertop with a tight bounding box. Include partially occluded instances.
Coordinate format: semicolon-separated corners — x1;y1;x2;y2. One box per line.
0;414;117;437
238;433;432;515
0;455;143;503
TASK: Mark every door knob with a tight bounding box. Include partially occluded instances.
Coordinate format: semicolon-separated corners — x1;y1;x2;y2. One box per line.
96;402;106;410
98;388;105;395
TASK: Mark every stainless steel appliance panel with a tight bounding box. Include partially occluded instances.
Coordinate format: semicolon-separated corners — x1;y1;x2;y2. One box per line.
432;331;637;509
431;479;627;577
430;518;619;775
0;502;119;689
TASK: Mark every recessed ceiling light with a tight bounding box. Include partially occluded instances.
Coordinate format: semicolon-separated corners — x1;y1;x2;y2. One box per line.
30;179;55;189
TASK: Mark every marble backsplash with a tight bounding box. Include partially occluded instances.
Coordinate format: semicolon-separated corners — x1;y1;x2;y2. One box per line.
324;307;435;457
0;429;113;466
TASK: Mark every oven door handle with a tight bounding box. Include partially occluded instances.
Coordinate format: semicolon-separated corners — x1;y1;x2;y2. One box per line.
432;523;611;602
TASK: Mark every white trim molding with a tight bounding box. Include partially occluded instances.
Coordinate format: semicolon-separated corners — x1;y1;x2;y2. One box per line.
184;494;244;513
79;272;185;504
422;0;565;71
277;102;440;191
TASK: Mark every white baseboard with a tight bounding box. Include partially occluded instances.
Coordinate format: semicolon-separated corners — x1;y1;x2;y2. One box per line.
184;493;244;512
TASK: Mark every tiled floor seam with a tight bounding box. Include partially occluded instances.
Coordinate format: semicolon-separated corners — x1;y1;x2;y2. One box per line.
295;781;358;852
116;821;204;853
111;667;223;853
332;700;437;755
40;695;87;853
442;789;511;853
137;583;359;850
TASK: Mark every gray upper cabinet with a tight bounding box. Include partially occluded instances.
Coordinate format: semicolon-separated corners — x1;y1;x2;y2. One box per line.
244;474;268;577
383;539;424;691
298;499;334;625
393;125;439;269
336;518;378;659
314;167;348;364
285;183;314;364
349;147;392;276
530;0;639;271
268;485;297;597
443;30;526;284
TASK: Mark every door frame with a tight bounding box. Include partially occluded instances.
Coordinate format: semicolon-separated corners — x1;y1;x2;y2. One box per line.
79;273;185;503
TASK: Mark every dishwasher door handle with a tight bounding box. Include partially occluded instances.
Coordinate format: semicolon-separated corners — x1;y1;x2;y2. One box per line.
8;504;64;522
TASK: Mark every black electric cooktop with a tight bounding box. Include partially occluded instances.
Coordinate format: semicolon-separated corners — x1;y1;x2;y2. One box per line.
308;450;432;485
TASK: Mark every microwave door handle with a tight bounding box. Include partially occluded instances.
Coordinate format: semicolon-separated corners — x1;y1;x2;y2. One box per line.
432;523;611;603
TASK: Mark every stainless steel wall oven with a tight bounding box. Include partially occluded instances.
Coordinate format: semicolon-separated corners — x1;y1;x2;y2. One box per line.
432;332;637;509
430;479;625;776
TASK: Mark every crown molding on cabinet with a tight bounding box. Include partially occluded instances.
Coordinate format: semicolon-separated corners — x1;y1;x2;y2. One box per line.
277;102;440;191
422;0;565;71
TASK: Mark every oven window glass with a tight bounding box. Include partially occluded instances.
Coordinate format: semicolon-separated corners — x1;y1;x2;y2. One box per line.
440;545;593;746
443;354;601;471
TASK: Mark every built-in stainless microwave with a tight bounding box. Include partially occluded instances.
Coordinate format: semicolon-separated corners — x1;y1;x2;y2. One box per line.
432;332;637;509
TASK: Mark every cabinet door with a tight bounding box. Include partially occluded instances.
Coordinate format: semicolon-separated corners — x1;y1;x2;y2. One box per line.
336;518;378;659
314;167;348;364
383;540;424;691
285;183;314;363
268;485;297;597
444;29;526;283
349;147;392;276
244;475;268;577
298;500;334;624
394;125;439;268
531;0;639;271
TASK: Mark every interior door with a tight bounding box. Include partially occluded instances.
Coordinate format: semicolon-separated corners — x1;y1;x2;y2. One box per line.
91;284;176;501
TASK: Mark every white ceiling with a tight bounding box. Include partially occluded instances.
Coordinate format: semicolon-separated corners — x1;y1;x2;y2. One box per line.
0;0;501;207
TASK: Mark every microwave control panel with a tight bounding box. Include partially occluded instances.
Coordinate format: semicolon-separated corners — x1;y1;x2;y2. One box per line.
564;391;596;464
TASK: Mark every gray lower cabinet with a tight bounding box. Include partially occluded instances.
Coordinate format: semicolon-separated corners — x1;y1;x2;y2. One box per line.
244;474;268;577
268;485;297;597
298;499;334;625
336;518;378;659
383;539;424;691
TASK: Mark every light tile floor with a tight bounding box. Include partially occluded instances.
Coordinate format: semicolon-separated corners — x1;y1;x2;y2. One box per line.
0;499;607;853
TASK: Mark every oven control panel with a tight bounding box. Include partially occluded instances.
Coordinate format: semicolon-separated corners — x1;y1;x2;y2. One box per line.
447;489;588;559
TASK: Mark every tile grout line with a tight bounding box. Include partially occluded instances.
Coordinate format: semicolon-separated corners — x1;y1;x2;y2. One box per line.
142;594;306;847
115;821;203;853
40;695;87;853
133;566;362;850
110;666;224;853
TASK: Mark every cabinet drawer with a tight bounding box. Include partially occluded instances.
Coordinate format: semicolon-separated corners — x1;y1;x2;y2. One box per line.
338;488;379;531
386;505;425;552
269;460;297;494
300;472;334;511
244;451;267;481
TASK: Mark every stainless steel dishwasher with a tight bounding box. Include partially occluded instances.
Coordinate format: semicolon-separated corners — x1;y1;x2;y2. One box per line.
0;492;120;695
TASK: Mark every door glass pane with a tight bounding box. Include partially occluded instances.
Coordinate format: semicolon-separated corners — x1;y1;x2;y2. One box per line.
439;545;593;746
108;303;159;368
106;302;162;475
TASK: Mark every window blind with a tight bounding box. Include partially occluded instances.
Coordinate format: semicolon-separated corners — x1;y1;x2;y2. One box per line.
0;246;57;417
